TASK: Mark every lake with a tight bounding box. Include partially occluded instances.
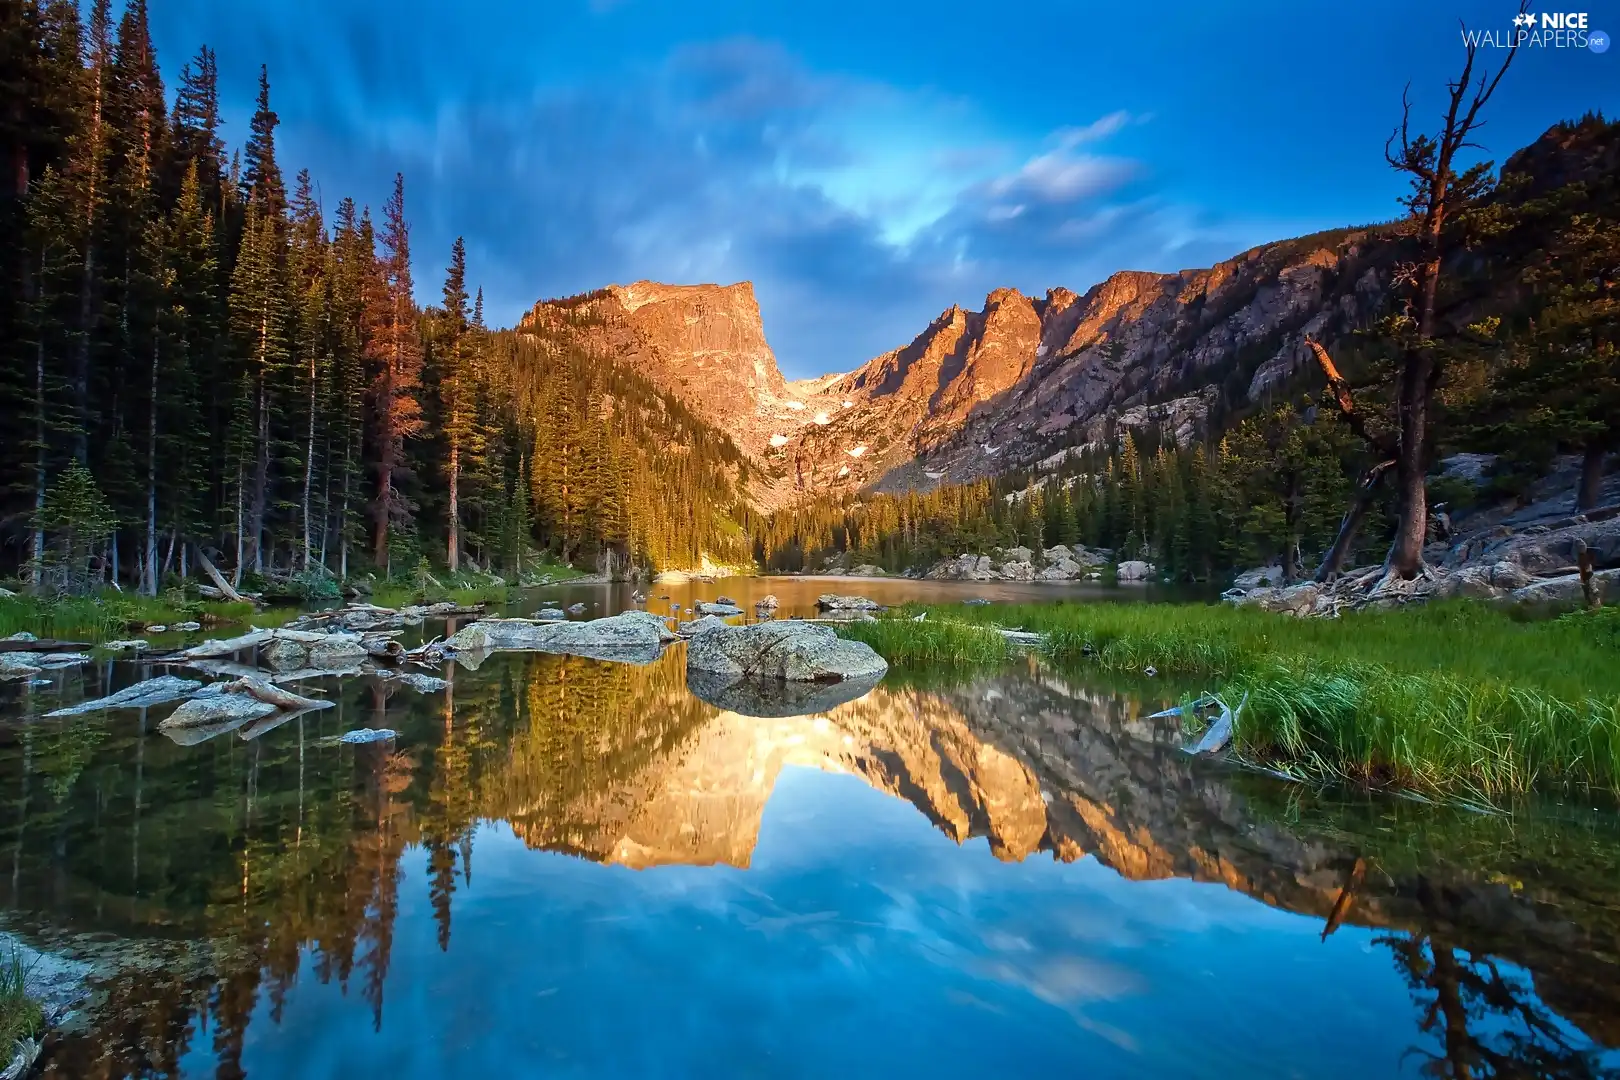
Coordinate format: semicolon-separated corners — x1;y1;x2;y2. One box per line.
3;578;1619;1078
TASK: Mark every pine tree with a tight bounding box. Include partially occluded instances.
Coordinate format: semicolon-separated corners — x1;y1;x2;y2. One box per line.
364;173;423;572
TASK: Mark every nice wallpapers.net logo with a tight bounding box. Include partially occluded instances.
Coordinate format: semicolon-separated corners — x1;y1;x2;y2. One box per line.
1462;10;1609;51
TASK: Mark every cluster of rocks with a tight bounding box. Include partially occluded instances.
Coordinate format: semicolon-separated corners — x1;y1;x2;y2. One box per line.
442;602;888;716
923;545;1116;582
1223;503;1620;616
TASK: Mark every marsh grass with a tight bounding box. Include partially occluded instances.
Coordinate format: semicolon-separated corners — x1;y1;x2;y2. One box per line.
836;618;1009;666
369;582;508;609
0;947;42;1050
843;601;1620;795
0;593;258;640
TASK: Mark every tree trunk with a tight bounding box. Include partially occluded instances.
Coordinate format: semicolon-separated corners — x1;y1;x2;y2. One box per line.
145;333;159;596
302;351;315;569
1578;442;1607;513
251;348;269;573
1386;346;1434;577
447;443;460;572
32;259;46;585
1316;460;1395;581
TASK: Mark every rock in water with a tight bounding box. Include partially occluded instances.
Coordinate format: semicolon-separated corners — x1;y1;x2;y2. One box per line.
387;672;450;693
685;621;888;683
160;693;279;730
755;594;779;610
677;614;732;637
696;602;743;616
1116;560;1155;581
815;594;881;611
566;603;587;615
339;728;398;744
47;675;202;716
534;607;567;620
0;653;42;680
445;611;675;663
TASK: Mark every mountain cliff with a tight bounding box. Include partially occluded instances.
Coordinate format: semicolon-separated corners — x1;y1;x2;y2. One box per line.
522;232;1388;508
517;120;1613;512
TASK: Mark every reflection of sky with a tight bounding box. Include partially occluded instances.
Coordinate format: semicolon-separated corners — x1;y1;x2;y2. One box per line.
188;768;1522;1077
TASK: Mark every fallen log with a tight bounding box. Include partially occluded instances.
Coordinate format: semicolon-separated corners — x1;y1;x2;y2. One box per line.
222;676;330;712
179;629;273;660
0;638;94;654
192;544;248;604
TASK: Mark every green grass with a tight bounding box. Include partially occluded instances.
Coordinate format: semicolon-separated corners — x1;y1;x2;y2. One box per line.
369;582;508;609
840;601;1620;796
0;947;43;1050
0;592;259;641
837;617;1010;666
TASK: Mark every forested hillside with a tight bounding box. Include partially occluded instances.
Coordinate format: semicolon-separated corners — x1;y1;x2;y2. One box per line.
0;0;751;590
754;113;1620;581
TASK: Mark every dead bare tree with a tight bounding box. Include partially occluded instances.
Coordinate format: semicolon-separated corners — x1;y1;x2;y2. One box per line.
1312;10;1523;582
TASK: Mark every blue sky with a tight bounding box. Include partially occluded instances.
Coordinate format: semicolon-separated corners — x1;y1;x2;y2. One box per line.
145;0;1617;377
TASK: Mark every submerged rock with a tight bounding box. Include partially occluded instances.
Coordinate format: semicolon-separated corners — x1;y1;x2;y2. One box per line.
685;620;888;683
47;675;203;716
815;594;881;611
339;727;398;744
697;602;744;616
534;607;567;620
685;667;883;717
387;672;450;693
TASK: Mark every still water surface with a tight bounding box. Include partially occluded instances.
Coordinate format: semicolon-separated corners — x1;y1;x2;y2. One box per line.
3;578;1618;1078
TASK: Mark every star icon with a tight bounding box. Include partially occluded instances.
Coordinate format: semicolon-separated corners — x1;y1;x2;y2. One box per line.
1514;12;1536;27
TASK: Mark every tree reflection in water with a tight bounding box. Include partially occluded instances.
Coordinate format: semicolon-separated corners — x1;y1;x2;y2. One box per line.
1;651;1616;1078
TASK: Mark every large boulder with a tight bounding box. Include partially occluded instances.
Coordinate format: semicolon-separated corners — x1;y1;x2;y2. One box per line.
1510;568;1620;607
1000;545;1034;564
1116;560;1155;581
847;564;887;577
446;611;676;663
260;632;368;673
1036;557;1083;581
1230;582;1321;616
998;560;1036;582
685;621;888;684
1431;561;1540;601
1232;565;1285;589
816;594;881;611
1449;514;1620;574
697;601;744;616
925;554;995;581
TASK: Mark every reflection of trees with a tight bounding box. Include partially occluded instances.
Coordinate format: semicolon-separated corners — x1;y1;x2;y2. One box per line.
1384;931;1612;1079
3;656;1618;1076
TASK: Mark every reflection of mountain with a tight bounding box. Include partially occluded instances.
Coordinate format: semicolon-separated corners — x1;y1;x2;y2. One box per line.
492;657;1620;1057
9;651;1620;1075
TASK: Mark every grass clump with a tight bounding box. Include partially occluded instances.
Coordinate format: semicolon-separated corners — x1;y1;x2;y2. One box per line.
0;591;258;640
0;948;43;1050
850;600;1620;796
836;617;1009;666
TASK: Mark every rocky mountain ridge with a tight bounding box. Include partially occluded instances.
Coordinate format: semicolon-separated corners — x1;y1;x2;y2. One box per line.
516;121;1612;512
522;232;1392;510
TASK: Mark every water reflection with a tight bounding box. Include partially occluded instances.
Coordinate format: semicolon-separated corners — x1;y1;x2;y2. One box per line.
1;650;1617;1077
